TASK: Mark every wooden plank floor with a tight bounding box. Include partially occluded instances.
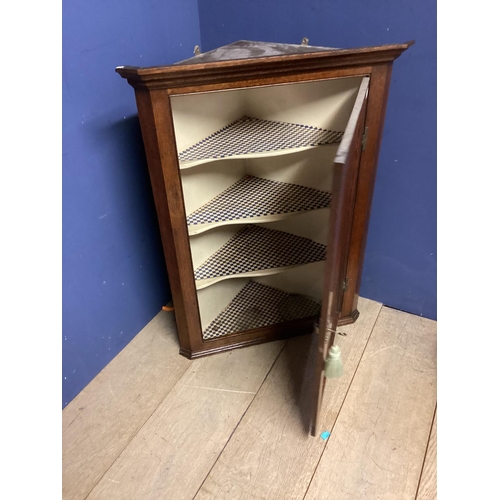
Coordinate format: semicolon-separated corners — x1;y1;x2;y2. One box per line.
63;298;437;500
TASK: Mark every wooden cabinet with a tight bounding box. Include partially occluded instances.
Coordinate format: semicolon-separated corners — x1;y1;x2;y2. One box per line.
117;40;412;434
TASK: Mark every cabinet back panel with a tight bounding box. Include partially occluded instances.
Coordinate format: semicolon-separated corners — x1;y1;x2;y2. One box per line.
260;209;330;244
244;147;336;191
198;278;249;331
197;261;325;333
255;261;325;301
181;160;245;215
171;76;362;152
171;90;244;151
189;226;239;269
189;208;330;271
242;77;363;131
180;149;335;224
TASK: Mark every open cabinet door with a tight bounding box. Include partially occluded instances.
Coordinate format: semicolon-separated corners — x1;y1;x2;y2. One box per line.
310;77;370;436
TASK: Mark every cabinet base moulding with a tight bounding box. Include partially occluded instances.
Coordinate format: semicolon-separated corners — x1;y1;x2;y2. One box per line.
338;308;360;326
179;318;316;359
177;308;360;359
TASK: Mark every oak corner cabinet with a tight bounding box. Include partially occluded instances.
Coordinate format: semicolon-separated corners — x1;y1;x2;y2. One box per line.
117;39;413;434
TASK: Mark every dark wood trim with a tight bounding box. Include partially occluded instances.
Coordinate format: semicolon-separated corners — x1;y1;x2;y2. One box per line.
166;66;372;95
133;89;204;355
333;78;370;323
116;42;413;90
179;318;316;359
340;64;394;320
337;308;360;326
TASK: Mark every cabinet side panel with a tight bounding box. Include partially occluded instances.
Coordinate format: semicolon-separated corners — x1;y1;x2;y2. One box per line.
341;64;393;320
134;89;203;354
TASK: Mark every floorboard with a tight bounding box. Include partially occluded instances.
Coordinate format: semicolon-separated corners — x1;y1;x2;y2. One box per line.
194;298;382;500
62;300;437;500
62;311;191;500
416;408;437;500
303;307;437;500
86;340;285;500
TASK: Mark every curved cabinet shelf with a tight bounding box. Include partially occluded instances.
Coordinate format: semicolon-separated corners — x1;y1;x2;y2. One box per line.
187;175;332;235
194;225;327;290
203;280;320;340
178;116;343;168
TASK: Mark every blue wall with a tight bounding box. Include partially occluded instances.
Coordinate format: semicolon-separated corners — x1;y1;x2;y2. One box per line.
198;0;437;320
63;0;436;407
62;0;201;406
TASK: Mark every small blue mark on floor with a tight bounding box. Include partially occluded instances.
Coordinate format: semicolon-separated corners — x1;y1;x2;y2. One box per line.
320;431;330;440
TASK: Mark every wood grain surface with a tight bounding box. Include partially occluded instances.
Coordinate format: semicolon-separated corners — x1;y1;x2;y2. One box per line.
416;409;437;500
195;298;382;500
62;300;436;500
86;341;285;500
62;311;191;500
304;307;437;500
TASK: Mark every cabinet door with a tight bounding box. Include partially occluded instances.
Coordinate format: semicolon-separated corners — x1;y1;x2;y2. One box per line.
310;77;369;436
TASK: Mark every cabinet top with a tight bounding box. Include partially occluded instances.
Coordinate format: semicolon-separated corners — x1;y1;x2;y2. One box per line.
116;40;413;91
174;40;342;65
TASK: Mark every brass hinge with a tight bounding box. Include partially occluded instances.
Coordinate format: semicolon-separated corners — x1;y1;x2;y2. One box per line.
342;278;349;293
361;126;368;152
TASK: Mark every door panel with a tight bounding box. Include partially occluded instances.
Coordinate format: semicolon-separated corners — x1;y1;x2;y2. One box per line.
310;77;370;436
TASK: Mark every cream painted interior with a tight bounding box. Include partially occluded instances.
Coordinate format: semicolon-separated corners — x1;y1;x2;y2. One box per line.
197;262;325;332
171;76;363;155
170;76;363;338
189;209;330;275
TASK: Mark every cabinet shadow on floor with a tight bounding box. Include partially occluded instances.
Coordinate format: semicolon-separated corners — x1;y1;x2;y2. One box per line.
279;332;318;435
171;304;318;435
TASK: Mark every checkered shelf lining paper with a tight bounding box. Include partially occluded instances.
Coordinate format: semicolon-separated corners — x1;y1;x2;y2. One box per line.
203;280;321;339
187;175;331;229
178;116;343;164
194;225;327;284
